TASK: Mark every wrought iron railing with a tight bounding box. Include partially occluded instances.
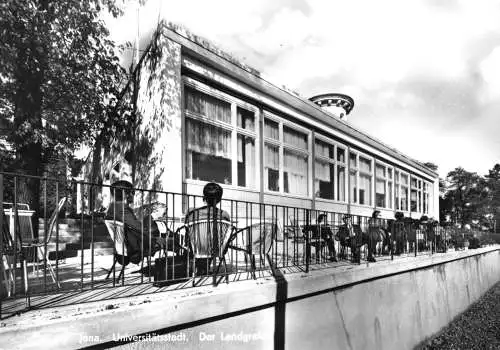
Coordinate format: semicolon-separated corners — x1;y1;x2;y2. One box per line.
0;172;493;314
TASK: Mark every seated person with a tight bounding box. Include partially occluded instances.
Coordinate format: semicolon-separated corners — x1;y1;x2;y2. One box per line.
106;180;165;264
185;182;230;223
184;182;230;275
309;214;337;262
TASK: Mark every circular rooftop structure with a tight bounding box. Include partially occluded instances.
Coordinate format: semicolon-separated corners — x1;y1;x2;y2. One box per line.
309;93;355;120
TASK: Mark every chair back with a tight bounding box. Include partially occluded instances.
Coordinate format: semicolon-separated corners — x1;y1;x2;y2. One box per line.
245;221;277;255
1;210;21;255
186;220;233;259
45;197;67;243
104;220;127;256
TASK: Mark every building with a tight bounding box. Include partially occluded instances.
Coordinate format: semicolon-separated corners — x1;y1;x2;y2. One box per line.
88;21;439;220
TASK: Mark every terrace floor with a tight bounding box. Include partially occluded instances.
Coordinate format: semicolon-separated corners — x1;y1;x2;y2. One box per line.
1;245;409;319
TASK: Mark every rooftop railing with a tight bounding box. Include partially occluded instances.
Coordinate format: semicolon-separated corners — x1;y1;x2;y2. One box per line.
0;172;492;316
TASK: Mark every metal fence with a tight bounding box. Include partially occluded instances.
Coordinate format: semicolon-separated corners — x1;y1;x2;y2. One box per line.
0;172;494;311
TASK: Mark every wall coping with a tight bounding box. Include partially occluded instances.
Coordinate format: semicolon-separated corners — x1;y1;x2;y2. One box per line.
1;246;499;349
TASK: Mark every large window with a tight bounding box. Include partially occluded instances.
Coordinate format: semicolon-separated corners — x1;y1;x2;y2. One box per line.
423;182;430;214
400;173;409;211
375;162;394;209
264;114;310;196
349;151;373;206
184;81;258;188
314;138;346;201
411;177;423;213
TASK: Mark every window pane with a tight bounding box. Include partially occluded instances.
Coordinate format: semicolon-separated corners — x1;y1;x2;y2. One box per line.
315;160;334;200
237;107;255;131
411;189;418;211
349;170;357;203
395;171;400;184
376;179;386;207
359;173;372;205
401;174;408;186
388;168;393;180
337;165;346;201
349;153;357;168
264;143;279;191
315;139;333;159
185;87;231;123
388;181;393;208
375;165;385;178
411;178;418;188
284;126;308;150
359;157;371;173
401;186;408;211
424;192;429;213
337;148;345;163
186;118;231;183
395;185;400;210
284;149;308;196
264;119;279;140
237;134;256;188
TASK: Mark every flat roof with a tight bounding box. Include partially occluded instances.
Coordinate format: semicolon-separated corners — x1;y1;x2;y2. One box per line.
156;22;438;180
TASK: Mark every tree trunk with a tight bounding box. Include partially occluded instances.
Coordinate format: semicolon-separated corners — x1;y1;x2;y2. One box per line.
12;1;48;236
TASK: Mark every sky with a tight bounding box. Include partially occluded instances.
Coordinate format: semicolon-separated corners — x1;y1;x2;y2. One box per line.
107;0;500;178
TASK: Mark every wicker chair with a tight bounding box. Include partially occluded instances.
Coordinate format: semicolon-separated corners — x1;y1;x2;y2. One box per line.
175;219;234;285
220;221;277;280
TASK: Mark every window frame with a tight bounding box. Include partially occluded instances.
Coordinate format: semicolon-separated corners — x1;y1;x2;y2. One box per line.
313;134;348;203
183;77;260;190
349;149;374;207
263;111;312;198
374;160;394;210
395;169;410;212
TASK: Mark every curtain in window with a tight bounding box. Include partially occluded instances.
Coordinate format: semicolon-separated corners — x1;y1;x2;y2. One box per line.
401;186;408;210
359;174;372;205
314;160;331;181
185;88;231;123
359;157;371;173
264;143;279;191
284;149;308;195
238;135;256;188
315;141;332;159
388;181;393;208
337;166;346;201
376;179;386;194
237;107;255;130
264;120;279;140
284;126;307;150
186;119;231;158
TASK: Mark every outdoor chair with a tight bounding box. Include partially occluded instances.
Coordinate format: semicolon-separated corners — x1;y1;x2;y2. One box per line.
220;221;277;280
104;220;129;281
302;223;327;261
175;219;235;286
285;216;305;241
104;220;165;282
1;210;27;297
20;197;66;289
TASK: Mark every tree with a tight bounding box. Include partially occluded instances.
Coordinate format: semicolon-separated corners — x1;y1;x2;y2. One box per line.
445;167;483;226
0;1;130;213
484;164;500;232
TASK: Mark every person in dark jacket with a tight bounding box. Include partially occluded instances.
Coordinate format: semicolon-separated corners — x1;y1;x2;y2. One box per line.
106;180;165;264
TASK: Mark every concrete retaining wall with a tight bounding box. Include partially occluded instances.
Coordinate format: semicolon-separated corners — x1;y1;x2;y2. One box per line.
1;247;499;350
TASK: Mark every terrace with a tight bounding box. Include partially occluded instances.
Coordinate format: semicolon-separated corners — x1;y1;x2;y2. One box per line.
0;172;495;319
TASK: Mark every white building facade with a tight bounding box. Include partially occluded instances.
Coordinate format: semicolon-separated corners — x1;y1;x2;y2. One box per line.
102;23;439;220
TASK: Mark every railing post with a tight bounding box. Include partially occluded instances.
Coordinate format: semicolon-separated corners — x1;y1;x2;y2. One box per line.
212;202;218;286
0;174;3;318
305;209;310;273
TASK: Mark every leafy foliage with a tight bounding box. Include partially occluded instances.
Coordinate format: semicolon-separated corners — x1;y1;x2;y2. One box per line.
442;165;500;231
0;0;130;173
